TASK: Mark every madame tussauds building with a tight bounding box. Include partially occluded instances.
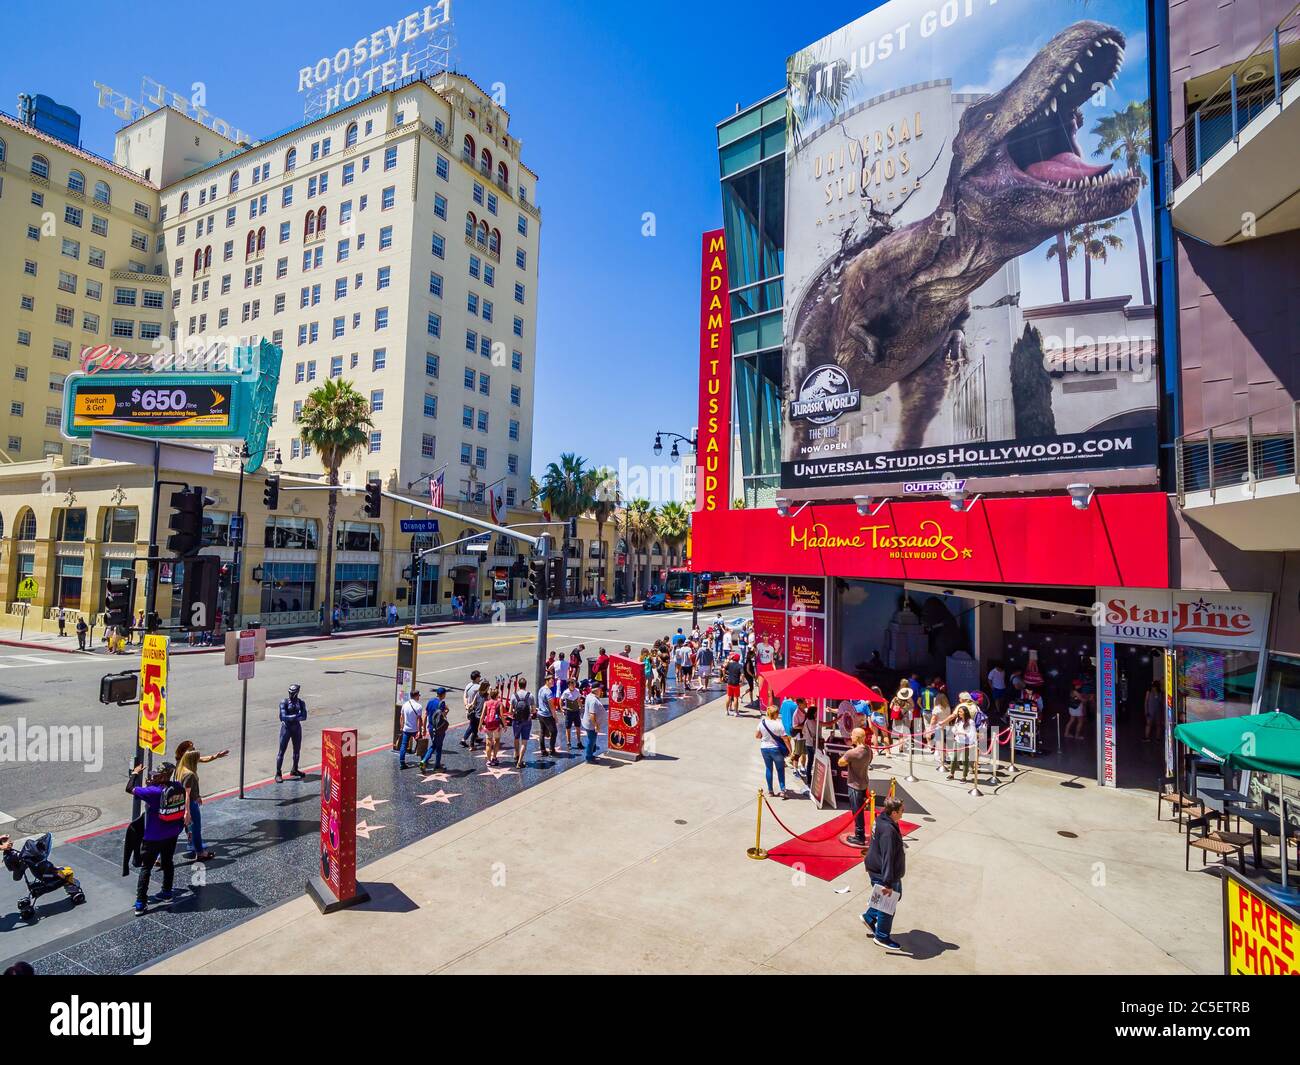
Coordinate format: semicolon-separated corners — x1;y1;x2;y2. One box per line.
690;0;1287;792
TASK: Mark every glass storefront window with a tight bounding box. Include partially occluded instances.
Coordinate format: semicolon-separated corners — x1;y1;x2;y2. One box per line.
1176;646;1258;724
57;508;87;542
55;557;83;609
735;349;782;483
721;155;784;290
334;563;379;609
102;508;138;543
264;516;319;550
261;562;316;612
336;521;381;552
202;510;245;547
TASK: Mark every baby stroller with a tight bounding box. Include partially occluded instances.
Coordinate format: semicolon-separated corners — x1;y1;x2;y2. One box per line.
1;833;86;922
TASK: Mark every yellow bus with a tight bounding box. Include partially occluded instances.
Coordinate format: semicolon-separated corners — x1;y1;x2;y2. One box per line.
663;569;750;610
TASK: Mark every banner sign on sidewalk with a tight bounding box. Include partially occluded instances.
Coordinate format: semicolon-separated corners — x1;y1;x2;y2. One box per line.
309;727;368;913
392;628;418;747
606;654;646;758
138;634;168;756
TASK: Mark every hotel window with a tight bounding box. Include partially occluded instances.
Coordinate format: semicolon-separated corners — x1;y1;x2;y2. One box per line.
510;385;521;406
384;146;397;170
115;287;137;306
332;316;345;339
466;329;477;353
280;222;291;243
487;193;498;216
89;248;105;269
377;266;391;290
282;185;293;207
517;213;528;236
469;255;480;279
322;137;331;156
516;248;527;269
52;339;70;360
434;193;447;220
24;260;37;276
436;155;449;180
381;186;395;210
368;431;381;454
342;162;354;185
26;225;40;241
514;282;526;304
66;169;85;194
464;368;475;390
513;316;524;337
511;350;523;371
292;399;303;420
479;374;490;396
479;336;492;359
226;206;236;226
57;271;76;294
477;410;489;433
484;264;495;286
285;147;297;171
30;154;49;179
141;321;162;340
61;238;80;260
460;443;471;465
346;122;358;148
370;389;384;413
424;394;437;418
509;419;520;441
429;272;443;298
374;307;388;329
83;313;99;332
8;402;20;418
337;238;350;262
17;329;31;346
508;454;519;475
335;278;347;299
475;447;486;469
473;183;484;206
45;407;61;427
426;353;439;378
427;312;441;337
330;355;343;377
431;233;445;259
54;305;74;325
467;293;479;316
379;226;393;250
64;205;82;227
91;180;110;205
14;366;26;381
340;200;352;223
86;280;102;300
219;309;230;327
229;171;240;194
274;293;286;313
372;348;386;370
49;373;66;393
421;434;435;458
482;300;493;323
290;439;301;459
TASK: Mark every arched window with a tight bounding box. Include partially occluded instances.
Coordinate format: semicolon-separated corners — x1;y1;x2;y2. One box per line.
30;154;49;180
304;211;316;239
229;171;240;194
462;133;475;162
480;148;492;175
67;170;85;194
180;191;190;213
496;160;509;187
477;220;489;245
16;507;37;540
465;210;477;238
203;246;212;268
194;249;204;273
315;206;326;235
0;138;6;163
285;147;297;171
246;230;257;258
93;180;111;205
256;226;266;252
489;228;501;254
345;122;358;148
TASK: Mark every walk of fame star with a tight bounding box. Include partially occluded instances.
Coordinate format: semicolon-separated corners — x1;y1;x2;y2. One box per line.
418;789;460;805
420;772;451;783
355;819;385;838
356;795;389;812
480;765;517;780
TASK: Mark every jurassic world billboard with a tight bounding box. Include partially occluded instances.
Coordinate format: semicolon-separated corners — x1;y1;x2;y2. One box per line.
781;0;1159;491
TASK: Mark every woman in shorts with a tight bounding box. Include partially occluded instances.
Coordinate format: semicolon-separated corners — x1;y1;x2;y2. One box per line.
481;686;504;766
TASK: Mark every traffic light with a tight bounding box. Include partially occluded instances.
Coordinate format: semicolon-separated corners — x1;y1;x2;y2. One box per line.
103;575;136;628
363;479;382;518
263;474;280;510
99;671;139;706
546;556;564;597
512;553;527;578
526;558;548;600
166;487;210;558
566;517;578;539
179;555;221;632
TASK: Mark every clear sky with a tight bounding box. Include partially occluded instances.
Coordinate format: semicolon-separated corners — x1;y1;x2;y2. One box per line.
0;0;887;496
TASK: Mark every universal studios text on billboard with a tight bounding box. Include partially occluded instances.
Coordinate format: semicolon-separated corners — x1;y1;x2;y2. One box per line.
298;3;453;117
780;0;1160;491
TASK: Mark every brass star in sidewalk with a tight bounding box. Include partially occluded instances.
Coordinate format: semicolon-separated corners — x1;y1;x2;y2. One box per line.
356;795;389;812
420;772;452;784
355;819;385;839
417;789;460;805
480;765;517;780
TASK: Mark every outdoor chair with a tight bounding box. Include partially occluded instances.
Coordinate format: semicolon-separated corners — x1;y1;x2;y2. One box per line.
1185;813;1249;873
1157;775;1204;832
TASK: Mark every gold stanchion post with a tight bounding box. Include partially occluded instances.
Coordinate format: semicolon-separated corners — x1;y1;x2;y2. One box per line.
746;788;768;860
970;729;984;797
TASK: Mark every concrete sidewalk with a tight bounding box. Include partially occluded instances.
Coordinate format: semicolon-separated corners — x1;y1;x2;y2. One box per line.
147;696;1222;975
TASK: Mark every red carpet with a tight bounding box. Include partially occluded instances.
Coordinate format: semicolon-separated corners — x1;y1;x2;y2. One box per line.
765;812;920;882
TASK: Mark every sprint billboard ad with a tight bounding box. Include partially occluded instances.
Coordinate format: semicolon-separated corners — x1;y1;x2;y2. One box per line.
781;0;1159;490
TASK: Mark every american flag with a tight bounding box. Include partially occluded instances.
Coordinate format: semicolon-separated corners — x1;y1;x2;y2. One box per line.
429;471;445;509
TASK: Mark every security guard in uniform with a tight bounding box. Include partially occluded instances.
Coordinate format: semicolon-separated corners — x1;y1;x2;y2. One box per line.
275;683;308;782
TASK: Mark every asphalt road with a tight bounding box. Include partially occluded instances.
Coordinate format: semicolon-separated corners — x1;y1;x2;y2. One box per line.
0;606;726;839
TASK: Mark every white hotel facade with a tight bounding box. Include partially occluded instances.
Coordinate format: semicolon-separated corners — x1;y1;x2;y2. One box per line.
111;71;539;503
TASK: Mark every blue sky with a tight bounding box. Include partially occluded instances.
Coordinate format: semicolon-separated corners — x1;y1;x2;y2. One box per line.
3;0;892;495
3;0;1151;494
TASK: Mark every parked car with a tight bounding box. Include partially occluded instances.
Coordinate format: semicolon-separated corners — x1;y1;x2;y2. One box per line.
642;592;667;610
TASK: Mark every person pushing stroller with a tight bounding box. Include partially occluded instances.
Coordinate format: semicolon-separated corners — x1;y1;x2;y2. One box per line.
1;832;86;922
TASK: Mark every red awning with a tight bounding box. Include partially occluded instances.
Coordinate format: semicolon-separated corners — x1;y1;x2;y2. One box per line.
759;664;885;704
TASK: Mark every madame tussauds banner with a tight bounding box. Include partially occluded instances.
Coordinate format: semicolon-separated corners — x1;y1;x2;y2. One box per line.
781;0;1159;491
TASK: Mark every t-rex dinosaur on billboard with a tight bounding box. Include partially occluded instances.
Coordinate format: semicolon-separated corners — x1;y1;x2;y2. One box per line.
787;21;1142;456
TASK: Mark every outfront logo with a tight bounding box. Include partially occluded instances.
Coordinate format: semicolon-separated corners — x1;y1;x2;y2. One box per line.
790;365;860;425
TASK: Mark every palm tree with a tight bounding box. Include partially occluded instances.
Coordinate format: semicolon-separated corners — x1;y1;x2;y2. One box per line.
588;466;619;597
1068;219;1126;300
540;452;593;603
1092;100;1152;304
623;499;657;600
1046;232;1075;302
656;501;690;578
299;379;373;635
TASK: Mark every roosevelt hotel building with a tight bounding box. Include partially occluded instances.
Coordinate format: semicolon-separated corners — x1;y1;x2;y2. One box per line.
2;72;540;506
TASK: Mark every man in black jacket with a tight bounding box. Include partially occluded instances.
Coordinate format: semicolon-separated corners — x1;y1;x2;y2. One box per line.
861;797;909;952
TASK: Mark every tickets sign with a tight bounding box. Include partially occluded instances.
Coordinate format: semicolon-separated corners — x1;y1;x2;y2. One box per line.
1223;868;1299;975
606;654;646;757
138;634;168;755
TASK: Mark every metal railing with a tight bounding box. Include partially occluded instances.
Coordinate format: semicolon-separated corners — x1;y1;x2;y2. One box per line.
1166;3;1300;199
1175;402;1300;503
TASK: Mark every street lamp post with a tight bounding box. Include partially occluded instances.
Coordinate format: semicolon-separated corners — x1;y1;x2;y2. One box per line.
230;443;250;631
651;429;700;628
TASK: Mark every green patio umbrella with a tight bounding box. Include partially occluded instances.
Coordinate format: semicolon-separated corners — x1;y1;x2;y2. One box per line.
1174;711;1300;886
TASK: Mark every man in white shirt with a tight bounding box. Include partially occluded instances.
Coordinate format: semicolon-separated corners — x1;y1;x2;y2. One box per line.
537;678;558;757
398;689;424;770
554;651;571;691
582;683;604;764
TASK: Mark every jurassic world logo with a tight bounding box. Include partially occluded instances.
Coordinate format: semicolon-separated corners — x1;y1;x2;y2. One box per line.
790;365;861;425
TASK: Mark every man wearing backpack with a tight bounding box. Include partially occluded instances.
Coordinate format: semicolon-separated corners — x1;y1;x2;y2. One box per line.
127;761;188;915
510;679;537;769
398;689;424;769
419;688;450;772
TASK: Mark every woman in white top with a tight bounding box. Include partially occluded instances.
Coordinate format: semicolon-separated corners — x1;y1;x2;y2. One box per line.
755;704;790;797
947;705;976;782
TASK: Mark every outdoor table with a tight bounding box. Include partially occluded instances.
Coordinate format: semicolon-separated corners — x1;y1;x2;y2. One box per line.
1227;802;1298;870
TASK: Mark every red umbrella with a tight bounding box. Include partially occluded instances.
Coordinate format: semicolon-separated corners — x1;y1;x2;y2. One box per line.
759;664;886;704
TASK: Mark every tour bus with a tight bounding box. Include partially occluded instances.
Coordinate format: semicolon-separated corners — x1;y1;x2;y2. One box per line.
663;569;750;610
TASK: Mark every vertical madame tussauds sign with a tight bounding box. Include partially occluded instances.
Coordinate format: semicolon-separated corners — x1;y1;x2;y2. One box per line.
696;230;732;515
